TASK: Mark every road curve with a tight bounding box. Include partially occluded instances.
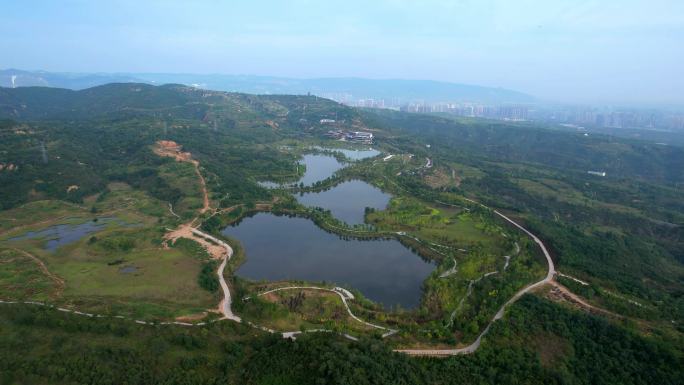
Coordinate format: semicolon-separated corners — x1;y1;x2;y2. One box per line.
253;286;397;336
395;205;556;356
190;228;241;322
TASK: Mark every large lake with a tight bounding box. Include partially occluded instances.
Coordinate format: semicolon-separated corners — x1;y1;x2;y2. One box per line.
222;213;434;309
296;180;391;225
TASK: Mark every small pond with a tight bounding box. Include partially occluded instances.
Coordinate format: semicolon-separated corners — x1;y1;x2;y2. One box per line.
296;180;391;225
222;213;434;309
8;217;129;252
119;265;138;274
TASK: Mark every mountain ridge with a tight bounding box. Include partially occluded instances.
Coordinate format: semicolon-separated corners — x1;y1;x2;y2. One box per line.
0;69;534;104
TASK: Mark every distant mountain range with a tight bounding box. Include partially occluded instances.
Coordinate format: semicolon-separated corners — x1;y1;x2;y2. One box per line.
0;69;534;104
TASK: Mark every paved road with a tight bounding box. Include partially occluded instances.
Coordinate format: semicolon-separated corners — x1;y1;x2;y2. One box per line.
190;229;241;322
254;286;396;336
395;205;556;356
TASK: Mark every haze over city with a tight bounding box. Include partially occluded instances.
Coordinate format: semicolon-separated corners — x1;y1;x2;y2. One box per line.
2;0;683;105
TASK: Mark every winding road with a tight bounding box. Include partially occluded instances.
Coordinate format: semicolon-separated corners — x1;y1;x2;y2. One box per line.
189;229;241;322
395;206;556;356
252;286;397;337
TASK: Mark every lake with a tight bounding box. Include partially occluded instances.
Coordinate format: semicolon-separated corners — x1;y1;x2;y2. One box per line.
296;180;391;225
222;213;434;309
259;149;380;189
298;154;345;186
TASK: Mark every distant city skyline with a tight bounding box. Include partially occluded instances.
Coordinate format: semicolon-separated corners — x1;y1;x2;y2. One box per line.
2;0;683;105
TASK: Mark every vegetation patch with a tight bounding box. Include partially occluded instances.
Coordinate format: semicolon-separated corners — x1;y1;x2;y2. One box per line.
0;248;58;300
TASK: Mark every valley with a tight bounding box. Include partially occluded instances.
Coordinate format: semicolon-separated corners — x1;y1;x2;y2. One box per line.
0;83;681;384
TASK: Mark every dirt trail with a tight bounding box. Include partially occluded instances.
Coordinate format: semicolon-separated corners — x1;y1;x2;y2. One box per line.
192;160;210;215
12;248;65;297
155;140;239;322
154;140;210;217
548;281;618;317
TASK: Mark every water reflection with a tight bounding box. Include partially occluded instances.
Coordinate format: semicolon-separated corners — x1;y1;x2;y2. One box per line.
296;180;391;225
8;217;132;252
222;213;433;309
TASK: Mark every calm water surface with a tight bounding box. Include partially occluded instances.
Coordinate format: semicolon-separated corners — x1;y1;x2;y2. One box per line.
298;154;345;186
222;213;434;309
8;217;130;252
296;180;391;225
314;147;380;161
260;150;380;188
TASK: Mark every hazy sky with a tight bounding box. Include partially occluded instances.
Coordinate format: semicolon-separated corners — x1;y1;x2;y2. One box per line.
2;0;683;104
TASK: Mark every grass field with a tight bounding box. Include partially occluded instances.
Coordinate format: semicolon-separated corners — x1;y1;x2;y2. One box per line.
366;196;508;255
0;249;58;300
0;183;217;320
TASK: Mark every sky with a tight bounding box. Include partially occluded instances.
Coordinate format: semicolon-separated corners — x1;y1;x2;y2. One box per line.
2;0;683;105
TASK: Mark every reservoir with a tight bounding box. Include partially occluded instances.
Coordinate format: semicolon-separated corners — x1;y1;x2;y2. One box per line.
222;213;434;309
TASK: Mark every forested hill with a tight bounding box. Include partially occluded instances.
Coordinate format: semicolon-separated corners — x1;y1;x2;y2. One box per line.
363;109;684;185
0;83;209;120
1;83;683;187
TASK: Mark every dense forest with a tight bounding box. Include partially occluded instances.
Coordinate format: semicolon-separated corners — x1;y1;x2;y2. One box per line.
0;295;680;385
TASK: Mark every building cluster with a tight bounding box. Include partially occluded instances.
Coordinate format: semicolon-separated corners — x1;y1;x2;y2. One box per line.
525;105;684;131
398;103;530;121
315;92;684;131
325;130;374;144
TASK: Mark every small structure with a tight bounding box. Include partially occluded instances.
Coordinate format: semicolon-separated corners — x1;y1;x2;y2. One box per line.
587;170;606;177
320;119;336;124
346;131;373;144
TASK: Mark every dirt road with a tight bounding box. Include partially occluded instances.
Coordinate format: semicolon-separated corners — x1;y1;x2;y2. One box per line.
155;141;240;322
